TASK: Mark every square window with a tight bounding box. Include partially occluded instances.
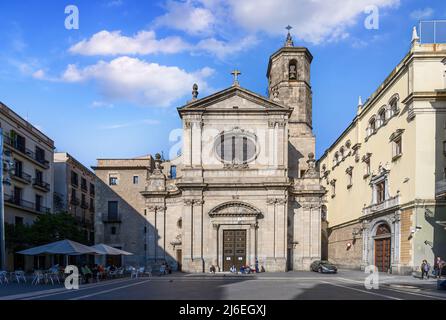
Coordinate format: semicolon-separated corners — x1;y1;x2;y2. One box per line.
133;176;139;184
109;176;118;186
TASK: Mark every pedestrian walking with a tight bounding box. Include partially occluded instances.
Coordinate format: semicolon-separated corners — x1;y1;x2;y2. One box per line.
434;257;442;279
421;260;430;280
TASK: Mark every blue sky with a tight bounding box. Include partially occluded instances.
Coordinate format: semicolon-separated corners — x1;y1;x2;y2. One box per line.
0;0;444;168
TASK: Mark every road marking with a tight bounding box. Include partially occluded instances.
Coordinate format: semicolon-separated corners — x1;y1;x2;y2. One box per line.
6;278;141;301
321;281;402;300
68;279;152;300
335;277;446;300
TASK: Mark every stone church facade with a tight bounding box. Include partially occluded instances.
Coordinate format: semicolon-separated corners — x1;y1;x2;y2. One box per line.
94;33;325;272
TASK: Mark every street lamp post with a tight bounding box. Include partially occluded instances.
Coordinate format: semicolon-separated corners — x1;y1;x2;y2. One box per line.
0;127;5;270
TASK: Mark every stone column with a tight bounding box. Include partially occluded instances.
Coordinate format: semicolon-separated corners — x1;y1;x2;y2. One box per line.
361;220;370;270
193;200;205;272
183;121;192;167
182;199;193;270
277;121;285;167
146;205;157;263
191;120;203;167
276;198;287;261
157;206;166;261
391;211;401;273
212;223;219;269
249;223;258;266
268;121;276;167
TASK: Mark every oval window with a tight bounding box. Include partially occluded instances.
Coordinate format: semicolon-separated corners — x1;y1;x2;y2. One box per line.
215;132;257;164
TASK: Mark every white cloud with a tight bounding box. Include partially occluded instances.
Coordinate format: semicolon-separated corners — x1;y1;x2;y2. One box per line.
227;0;400;44
410;8;433;20
156;0;400;44
59;56;214;107
69;30;190;56
91;101;115;108
105;0;124;7
154;0;216;35
196;35;258;59
100;119;160;130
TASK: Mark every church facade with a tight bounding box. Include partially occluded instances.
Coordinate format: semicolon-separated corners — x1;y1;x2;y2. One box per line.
94;33;325;272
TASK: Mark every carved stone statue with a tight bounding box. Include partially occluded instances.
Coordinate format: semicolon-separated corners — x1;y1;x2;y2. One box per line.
289;64;297;80
192;84;198;100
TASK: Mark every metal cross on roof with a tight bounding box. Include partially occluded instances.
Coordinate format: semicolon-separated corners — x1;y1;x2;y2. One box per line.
285;25;294;47
231;69;241;86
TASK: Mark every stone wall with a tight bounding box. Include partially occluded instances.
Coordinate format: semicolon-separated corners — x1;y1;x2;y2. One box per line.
327;221;363;269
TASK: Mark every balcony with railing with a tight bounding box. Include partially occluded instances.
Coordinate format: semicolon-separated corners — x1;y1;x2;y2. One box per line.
4;194;50;214
3;134;50;169
436;179;446;198
70;197;80;206
363;195;400;216
81;200;89;209
12;171;32;184
33;178;50;192
102;213;121;223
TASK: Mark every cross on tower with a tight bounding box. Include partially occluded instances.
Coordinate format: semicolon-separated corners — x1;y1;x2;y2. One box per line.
231;69;241;86
285;25;294;47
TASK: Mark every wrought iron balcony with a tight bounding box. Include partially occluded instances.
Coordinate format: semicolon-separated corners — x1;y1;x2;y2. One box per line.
12;171;32;184
4;194;50;214
70;197;80;206
33;178;50;192
363;195;399;216
102;214;121;223
3;134;50;168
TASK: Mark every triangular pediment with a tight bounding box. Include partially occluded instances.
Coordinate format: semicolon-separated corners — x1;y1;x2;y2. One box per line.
178;86;290;115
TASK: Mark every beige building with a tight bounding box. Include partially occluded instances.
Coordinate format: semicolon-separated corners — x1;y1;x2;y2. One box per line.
94;33;325;272
0;102;54;271
318;28;446;274
54;152;97;244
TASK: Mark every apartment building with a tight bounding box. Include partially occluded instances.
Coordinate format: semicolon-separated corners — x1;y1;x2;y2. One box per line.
318;28;446;274
54;152;96;244
93;155;154;266
0;102;54;271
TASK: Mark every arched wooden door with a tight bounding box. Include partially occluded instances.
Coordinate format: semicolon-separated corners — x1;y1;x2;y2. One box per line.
374;224;391;272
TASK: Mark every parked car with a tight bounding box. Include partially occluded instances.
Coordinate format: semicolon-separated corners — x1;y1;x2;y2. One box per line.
310;260;338;274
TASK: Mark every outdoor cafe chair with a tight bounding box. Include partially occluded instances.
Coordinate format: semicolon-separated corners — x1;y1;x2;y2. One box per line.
32;271;44;285
117;268;125;277
0;271;9;285
144;266;153;277
13;271;27;284
130;268;138;279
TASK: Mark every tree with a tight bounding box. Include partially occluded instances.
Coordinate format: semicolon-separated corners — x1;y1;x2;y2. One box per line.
5;212;88;252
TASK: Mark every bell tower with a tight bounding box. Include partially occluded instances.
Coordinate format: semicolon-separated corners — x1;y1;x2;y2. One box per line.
267;26;315;179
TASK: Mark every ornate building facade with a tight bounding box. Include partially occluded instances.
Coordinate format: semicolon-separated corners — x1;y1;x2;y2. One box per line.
318;28;446;274
94;33;325;272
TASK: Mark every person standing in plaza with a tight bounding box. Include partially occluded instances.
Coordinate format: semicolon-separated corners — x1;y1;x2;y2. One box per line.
421;260;430;280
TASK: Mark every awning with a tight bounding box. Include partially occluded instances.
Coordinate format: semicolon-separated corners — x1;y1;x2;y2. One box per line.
17;240;102;256
91;244;133;256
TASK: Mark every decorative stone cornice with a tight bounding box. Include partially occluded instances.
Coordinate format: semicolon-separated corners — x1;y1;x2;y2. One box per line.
209;201;261;218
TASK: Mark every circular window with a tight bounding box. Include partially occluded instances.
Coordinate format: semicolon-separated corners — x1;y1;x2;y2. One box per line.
214;131;257;164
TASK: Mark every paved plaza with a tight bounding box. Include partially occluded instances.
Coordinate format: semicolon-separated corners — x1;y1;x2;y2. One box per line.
0;270;445;300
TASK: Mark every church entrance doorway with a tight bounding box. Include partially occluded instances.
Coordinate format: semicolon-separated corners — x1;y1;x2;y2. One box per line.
176;249;182;271
223;230;246;271
374;224;391;272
